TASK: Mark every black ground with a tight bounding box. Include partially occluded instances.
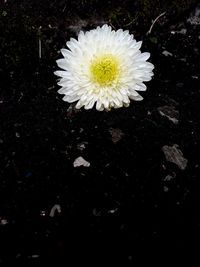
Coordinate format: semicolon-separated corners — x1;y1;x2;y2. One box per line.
0;0;200;265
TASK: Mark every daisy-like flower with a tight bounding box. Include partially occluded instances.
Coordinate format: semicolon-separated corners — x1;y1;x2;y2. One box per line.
55;24;154;111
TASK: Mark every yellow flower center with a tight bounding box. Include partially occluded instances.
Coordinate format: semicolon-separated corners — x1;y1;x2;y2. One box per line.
90;54;119;86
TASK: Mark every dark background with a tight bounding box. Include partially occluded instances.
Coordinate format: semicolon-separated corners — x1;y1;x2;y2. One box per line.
0;0;200;264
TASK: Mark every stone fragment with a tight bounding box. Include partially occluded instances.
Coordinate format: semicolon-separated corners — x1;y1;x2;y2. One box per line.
73;156;90;167
162;144;188;170
158;105;179;124
109;128;124;143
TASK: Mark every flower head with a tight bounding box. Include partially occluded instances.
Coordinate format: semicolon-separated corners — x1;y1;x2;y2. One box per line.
55;24;154;111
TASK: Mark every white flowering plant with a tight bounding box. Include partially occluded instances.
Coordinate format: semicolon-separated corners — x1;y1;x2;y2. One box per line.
55;24;154;111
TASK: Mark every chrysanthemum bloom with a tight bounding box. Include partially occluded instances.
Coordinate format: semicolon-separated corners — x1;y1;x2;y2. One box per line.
55;24;154;111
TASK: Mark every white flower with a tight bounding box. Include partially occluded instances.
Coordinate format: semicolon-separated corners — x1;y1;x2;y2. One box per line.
55;24;154;111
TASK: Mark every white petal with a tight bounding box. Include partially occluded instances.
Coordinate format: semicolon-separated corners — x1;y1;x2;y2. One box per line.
123;95;130;104
113;97;122;107
76;100;84;109
61;48;73;58
142;75;154;82
58;87;68;94
84;99;95;109
63;94;79;102
128;89;139;96
78;31;85;42
129;94;143;101
67;38;80;52
133;41;142;50
96;99;104;111
137;52;150;61
134;83;147;91
54;70;69;78
56;59;68;70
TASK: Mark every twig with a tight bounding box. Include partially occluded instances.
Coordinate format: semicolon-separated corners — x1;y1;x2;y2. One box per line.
146;12;166;35
62;5;67;12
38;26;42;59
38;38;42;59
124;14;139;27
49;204;61;217
109;20;116;30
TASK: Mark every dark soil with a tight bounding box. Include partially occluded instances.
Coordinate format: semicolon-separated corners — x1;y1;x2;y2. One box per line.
0;0;200;265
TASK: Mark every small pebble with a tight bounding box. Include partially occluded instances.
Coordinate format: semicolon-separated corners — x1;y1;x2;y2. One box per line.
73;156;90;167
